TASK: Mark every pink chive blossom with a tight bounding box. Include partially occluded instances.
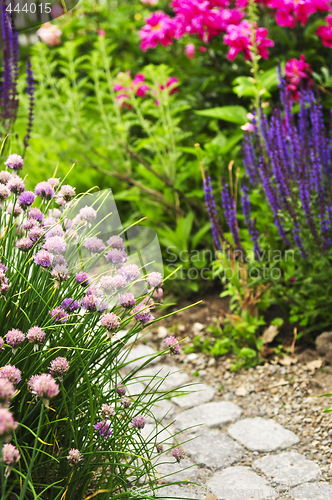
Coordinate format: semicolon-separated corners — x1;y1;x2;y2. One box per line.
0;379;16;407
6;203;22;217
121;396;131;408
49;208;62;219
152;287;163;302
4;154;23;171
51;265;70;282
18;191;35;209
42;216;57;228
47;178;60;189
84;237;106;253
106;235;124;249
49;357;69;381
116;385;126;397
133;303;154;324
67;448;82;466
22;218;39;231
35;181;55;200
59;184;76;202
101;313;121;335
2;443;20;466
75;271;91;286
119;264;140;281
102;274;127;292
29;207;44;221
27;326;46;351
45;226;64;240
79;206;97;221
105;248;128;264
0;171;12;184
16;237;34;252
139;11;175;51
8;177;25;195
0;409;17;438
29;227;45;242
285;54;313;101
34;250;53;267
50;307;68;322
0;365;21;385
224;21;274;61
0;338;4;350
156;443;163;453
185;42;195;59
146;271;163;288
29;373;60;406
0;185;10;202
81;295;98;312
118;292;135;308
317;14;332;48
93;420;112;437
172;447;186;463
5;330;25;352
100;404;115;419
164;336;180;355
86;285;103;298
43;236;67;254
130;415;146;431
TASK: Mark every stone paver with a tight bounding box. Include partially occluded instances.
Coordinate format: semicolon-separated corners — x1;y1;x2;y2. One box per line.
146;398;175;423
206;466;274;500
182;429;244;469
254;451;321;487
290;482;332;499
174;401;242;432
141;423;175;445
172;383;215;409
139;364;191;392
155;456;200;483
228;417;299;452
155;484;202;499
123;344;159;371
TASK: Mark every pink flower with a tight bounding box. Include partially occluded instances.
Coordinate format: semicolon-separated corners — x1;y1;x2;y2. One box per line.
0;409;17;438
2;443;20;466
0;365;21;385
141;0;159;4
224;21;274;61
185;43;195;58
138;11;175;51
132;73;149;97
317;14;332;48
172;447;186;463
49;357;69;380
164;336;180;355
241;122;255;131
5;329;25;351
146;271;163;288
67;448;82;465
51;4;64;18
0;379;16;407
27;326;46;351
36;22;62;46
29;373;60;407
268;0;330;27
284;54;313;101
97;28;106;37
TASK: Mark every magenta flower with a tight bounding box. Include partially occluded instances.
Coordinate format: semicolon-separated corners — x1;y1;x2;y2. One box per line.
284;54;313;101
27;326;46;351
67;448;82;466
2;443;20;466
185;42;195;59
0;365;21;385
50;307;68;323
164;336;180;355
18;191;35;209
118;292;135;308
146;271;163;288
34;250;53;267
317;14;332;48
93;420;112;437
0;409;18;438
49;357;69;380
139;11;175;51
101;313;121;334
224;21;274;61
4;154;23;171
75;271;91;286
16;237;34;252
130;415;146;431
35;181;55;200
172;447;186;463
62;298;79;312
5;329;25;352
100;404;115;419
29;373;60;407
0;379;16;407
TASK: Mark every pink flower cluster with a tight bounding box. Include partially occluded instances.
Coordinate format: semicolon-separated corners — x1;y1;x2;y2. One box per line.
284;54;313;101
317;14;332;47
267;0;330;28
223;21;274;60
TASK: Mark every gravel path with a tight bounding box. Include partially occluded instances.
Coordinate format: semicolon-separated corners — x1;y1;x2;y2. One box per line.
125;337;332;500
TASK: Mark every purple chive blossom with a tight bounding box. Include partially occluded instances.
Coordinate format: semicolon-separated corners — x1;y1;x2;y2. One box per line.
7;177;25;195
119;264;140;281
105;248;128;264
75;271;91;287
0;409;18;438
0;338;4;350
0;171;12;184
84;237;106;253
53;255;67;267
172;447;186;463
43;236;67;254
16;237;33;252
49;357;69;380
26;326;46;351
29;227;44;242
118;292;135;308
29;207;44;221
79;206;97;221
29;373;59;407
62;298;79;312
146;272;163;288
23;56;35;150
5;329;25;352
4;154;23;171
0;379;16;407
67;448;82;466
0;185;10;202
35;181;55;200
0;365;21;385
34;250;53;267
116;385;126;397
49;307;68;323
164;336;180;355
93;421;112;438
18;190;35;209
51;265;70;282
133;303;154;324
106;235;124;249
0;278;9;296
130;415;146;431
100;404;115;419
22;218;39;231
101;313;121;334
59;184;76;202
81;295;98;312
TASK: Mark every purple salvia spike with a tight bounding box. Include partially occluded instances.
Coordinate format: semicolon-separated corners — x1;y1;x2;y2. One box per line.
23;57;35;151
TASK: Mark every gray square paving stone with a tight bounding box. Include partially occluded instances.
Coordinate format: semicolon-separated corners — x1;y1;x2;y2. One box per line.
174;401;242;433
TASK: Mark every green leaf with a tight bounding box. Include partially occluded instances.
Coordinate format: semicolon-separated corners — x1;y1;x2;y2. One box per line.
195;106;247;125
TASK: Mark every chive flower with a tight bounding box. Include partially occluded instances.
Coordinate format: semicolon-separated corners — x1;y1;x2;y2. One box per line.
67;448;82;466
164;336;180;355
172;447;186;463
5;329;25;353
118;292;135;308
0;365;21;385
26;326;46;351
29;373;60;407
4;154;23;171
93;421;112;438
0;409;18;438
0;379;16;407
130;415;146;431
